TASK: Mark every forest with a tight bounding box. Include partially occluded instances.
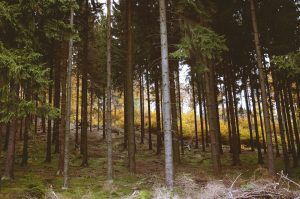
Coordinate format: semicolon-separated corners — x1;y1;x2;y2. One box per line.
0;0;300;198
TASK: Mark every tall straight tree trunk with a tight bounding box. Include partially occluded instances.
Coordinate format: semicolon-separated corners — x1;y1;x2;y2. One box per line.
228;82;240;165
176;66;184;154
106;0;113;182
287;82;300;158
250;78;264;164
90;86;94;132
204;63;221;174
155;76;162;155
224;79;232;152
97;98;100;130
53;56;61;154
46;65;53;162
159;0;174;187
202;79;209;146
4;123;10;151
233;84;241;153
170;62;180;164
191;72;199;149
2;83;18;180
21;88;31;166
59;50;67;175
63;7;74;189
282;87;298;167
265;77;280;157
3;119;17;179
126;0;135;173
250;0;275;175
75;71;80;149
102;91;106;139
197;74;205;152
140;74;145;144
244;79;254;151
256;88;267;154
280;86;292;154
273;80;289;172
146;70;152;150
81;0;89;166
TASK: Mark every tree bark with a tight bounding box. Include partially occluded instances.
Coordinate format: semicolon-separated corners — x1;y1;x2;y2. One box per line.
228;81;240;165
146;70;152;150
46;65;53;162
282;87;297;167
159;0;174;187
250;0;275;175
244;79;254;151
176;66;184;154
126;0;135;173
155;76;162;155
287;82;300;158
75;70;80;149
191;71;199;149
140;74;145;144
204;63;221;174
250;78;264;164
106;0;113;182
63;7;74;189
273;80;289;172
81;0;89;166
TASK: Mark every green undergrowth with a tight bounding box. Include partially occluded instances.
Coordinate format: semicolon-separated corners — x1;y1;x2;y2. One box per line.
1;131;300;198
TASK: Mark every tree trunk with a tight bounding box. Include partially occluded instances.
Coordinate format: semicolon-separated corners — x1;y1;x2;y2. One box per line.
204;63;221;174
62;8;73;189
202;79;209;146
266;77;280;157
256;88;267;154
140;74;145;144
97;98;100;130
244;79;254;151
282;87;297;167
197;74;205;152
191;71;199;149
146;70;152;150
250;0;275;175
155;76;162;155
176;66;184;154
224;79;232;152
159;0;174;187
287;82;300;158
103;91;106;139
233;84;241;153
2;83;18;180
80;0;89;166
53;54;61;154
90;86;94;132
126;0;135;173
273;80;289;172
106;0;113;182
250;79;264;164
46;65;53;162
170;62;180;164
75;70;80;149
228;81;240;165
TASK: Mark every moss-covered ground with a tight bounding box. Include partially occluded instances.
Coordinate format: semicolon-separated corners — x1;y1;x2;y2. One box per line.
1;129;300;198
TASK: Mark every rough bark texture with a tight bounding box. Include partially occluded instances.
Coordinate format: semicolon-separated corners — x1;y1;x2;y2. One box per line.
106;0;113;182
159;0;174;187
63;8;74;189
204;63;221;175
81;0;89;167
250;0;275;175
146;70;152;150
126;0;136;173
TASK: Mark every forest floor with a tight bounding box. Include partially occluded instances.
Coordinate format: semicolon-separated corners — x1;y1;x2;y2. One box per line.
1;127;300;199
